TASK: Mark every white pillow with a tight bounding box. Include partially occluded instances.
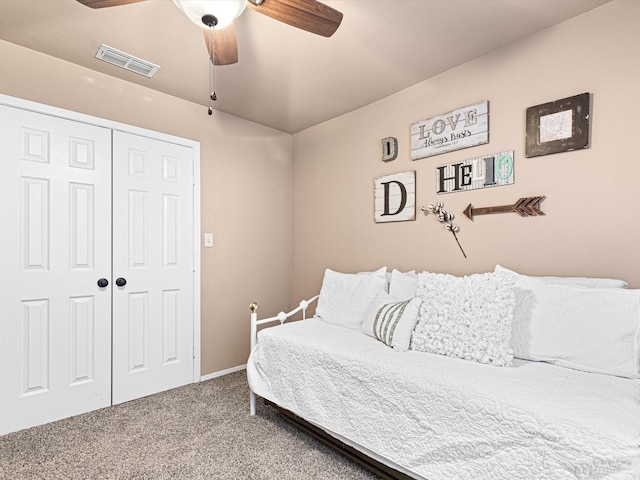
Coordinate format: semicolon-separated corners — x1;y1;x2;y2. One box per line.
361;291;422;351
388;269;418;299
512;281;640;378
495;264;628;289
411;272;516;367
316;267;387;329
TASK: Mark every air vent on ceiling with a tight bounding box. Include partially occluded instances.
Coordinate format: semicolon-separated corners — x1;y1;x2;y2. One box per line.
95;44;160;78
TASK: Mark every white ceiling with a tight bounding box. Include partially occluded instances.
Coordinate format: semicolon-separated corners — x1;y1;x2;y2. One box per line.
0;0;611;133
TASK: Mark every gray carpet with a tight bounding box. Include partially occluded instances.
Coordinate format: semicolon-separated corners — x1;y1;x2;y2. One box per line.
0;371;378;479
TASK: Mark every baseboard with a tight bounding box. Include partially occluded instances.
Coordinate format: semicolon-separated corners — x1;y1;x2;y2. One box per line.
200;364;246;382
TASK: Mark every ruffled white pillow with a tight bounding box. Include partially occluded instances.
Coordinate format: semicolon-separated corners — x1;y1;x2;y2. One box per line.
411;271;516;366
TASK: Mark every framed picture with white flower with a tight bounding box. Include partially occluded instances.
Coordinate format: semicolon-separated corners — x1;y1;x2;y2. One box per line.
525;93;591;158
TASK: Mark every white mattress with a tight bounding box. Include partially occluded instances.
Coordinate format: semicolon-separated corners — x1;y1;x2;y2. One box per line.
247;317;640;480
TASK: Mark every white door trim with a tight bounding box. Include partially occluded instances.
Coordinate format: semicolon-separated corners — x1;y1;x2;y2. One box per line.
0;93;202;383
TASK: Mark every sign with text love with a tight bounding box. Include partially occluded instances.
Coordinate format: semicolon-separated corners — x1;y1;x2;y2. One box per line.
374;170;416;223
411;101;489;160
436;150;514;195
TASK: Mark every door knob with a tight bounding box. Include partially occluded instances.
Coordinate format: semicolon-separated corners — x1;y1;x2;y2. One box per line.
97;278;109;288
115;277;127;287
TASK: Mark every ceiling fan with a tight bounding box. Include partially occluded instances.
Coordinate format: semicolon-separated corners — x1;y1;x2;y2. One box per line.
76;0;344;66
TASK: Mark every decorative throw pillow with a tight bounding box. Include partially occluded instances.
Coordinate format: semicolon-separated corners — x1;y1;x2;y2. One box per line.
388;269;418;299
511;280;640;378
315;267;387;329
411;271;516;367
495;264;628;289
361;291;422;351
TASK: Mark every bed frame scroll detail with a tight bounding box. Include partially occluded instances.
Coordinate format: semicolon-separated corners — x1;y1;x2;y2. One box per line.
248;294;319;415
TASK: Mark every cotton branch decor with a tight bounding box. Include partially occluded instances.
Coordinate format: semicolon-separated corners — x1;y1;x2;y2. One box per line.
421;202;467;258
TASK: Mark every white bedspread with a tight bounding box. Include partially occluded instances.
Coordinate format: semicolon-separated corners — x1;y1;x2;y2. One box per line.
247;318;640;480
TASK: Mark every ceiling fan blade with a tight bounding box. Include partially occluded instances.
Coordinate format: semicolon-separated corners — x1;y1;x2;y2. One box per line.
247;0;343;37
76;0;146;8
204;24;239;66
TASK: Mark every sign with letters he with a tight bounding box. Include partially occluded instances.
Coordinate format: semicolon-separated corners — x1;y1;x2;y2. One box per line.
436;150;514;195
411;101;489;160
374;171;416;223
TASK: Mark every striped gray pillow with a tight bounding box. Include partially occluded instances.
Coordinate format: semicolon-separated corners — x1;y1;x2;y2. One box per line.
362;292;422;351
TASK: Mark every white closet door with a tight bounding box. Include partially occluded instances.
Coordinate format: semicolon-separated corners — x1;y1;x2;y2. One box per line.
111;131;194;404
0;106;112;435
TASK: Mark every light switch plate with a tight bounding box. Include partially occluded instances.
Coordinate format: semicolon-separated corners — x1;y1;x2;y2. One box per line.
204;233;214;247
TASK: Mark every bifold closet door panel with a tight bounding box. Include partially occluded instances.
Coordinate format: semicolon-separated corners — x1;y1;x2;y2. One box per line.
111;130;195;405
0;105;112;435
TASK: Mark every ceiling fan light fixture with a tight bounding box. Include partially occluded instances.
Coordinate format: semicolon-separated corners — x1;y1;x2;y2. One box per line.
173;0;246;30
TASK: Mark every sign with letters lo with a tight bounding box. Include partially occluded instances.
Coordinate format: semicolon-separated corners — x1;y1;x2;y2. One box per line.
411;101;489;160
374;171;416;223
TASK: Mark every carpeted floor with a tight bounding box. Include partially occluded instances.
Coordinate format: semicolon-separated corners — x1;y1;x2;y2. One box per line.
0;371;378;479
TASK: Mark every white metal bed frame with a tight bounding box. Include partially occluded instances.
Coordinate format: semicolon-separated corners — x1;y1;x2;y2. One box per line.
247;295;417;480
248;295;319;416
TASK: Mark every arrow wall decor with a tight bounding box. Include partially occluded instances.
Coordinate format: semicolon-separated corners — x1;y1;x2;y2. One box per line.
463;196;545;221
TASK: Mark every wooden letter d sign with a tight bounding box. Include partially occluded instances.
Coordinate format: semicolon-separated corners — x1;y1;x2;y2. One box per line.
374;171;416;223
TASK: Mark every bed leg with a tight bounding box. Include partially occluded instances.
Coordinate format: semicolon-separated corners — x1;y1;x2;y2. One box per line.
250;391;257;416
249;302;259;416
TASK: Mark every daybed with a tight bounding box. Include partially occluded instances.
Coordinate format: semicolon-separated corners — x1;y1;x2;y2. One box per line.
246;266;640;480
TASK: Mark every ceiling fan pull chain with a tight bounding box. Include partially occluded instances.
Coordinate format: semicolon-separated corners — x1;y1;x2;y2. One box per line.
208;54;215;115
208;30;217;116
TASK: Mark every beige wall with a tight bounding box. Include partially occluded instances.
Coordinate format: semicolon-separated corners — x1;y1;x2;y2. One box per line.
291;0;640;303
3;0;639;376
0;40;293;376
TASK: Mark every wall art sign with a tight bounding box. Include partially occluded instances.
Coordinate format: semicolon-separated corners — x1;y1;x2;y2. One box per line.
374;170;416;223
410;101;489;160
436;150;514;195
525;92;590;158
463;196;545;220
381;137;398;162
